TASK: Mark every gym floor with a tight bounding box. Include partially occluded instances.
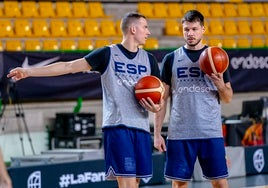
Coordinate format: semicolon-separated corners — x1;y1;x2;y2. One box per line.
143;174;268;188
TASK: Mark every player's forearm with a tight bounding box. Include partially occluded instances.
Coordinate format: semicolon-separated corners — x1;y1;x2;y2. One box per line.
218;82;233;103
154;101;167;135
154;83;170;134
26;62;73;77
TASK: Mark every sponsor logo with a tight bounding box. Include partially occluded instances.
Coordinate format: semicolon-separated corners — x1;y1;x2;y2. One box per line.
59;172;106;188
177;85;210;93
253;148;265;173
114;61;147;75
230;54;268;69
22;56;60;68
142;177;151;184
27;171;41;188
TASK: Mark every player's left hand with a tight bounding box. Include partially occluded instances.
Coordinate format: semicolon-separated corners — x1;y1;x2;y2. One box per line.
207;73;225;90
139;97;163;113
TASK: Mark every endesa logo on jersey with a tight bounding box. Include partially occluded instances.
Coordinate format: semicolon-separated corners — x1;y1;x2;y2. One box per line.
114;61;147;75
176;67;211;93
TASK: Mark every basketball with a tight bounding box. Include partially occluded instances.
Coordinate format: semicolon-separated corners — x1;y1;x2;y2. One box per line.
134;75;164;104
199;46;229;75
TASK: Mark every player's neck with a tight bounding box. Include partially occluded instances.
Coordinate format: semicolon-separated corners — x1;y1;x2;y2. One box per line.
121;40;139;52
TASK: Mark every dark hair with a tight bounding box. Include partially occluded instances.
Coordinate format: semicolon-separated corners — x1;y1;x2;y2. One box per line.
181;10;204;26
120;12;146;34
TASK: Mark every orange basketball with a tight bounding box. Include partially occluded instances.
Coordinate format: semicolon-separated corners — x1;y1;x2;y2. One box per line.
199;46;229;75
134;75;164;104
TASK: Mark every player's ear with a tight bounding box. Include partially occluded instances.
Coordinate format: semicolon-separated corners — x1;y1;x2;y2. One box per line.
202;25;206;34
130;25;136;34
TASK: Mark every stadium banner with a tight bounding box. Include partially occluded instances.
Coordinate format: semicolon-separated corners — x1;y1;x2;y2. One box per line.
0;52;102;102
8;153;165;188
0;49;267;102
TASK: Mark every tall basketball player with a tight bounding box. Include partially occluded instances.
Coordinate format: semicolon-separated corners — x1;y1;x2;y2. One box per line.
8;12;162;188
154;10;233;188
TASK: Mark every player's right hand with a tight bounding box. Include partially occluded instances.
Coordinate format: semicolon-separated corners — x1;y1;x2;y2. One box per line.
7;68;28;81
154;133;166;152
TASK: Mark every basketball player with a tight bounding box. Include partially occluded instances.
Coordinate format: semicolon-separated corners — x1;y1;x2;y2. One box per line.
0;148;12;188
8;12;162;188
154;10;233;188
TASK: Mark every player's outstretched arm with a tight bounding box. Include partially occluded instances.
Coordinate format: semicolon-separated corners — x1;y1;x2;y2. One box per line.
7;58;91;81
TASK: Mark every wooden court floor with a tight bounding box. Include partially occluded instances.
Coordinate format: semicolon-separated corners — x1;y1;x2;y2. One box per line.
142;174;268;188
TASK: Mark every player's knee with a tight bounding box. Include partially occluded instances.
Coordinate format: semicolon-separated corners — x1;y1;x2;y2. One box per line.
211;178;229;188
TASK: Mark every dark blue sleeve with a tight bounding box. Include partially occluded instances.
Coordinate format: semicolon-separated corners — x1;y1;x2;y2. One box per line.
223;69;231;83
84;46;110;74
148;53;160;78
161;52;174;86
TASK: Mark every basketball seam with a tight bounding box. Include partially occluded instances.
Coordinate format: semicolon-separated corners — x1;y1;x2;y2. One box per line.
207;47;217;74
135;87;163;94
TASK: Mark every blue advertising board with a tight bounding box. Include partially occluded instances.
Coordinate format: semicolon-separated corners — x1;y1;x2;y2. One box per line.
0;48;267;102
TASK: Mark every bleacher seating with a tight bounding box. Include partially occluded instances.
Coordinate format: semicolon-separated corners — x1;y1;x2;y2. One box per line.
210;3;224;18
0;41;3;51
237;20;251;35
67;19;84;37
99;19;117;37
0;19;14;37
55;2;72;18
207;37;223;47
72;2;88;18
223;38;237;49
39;2;55;18
165;19;181;36
181;3;195;15
237;3;251;17
5;40;23;51
60;39;77;51
223;3;238;17
196;3;210;17
0;1;267;51
153;3;168;18
224;20;238;35
208;19;224;35
143;38;159;49
77;39;94;51
25;40;42;51
84;19;101;37
167;3;183;18
251;20;266;35
250;3;265;17
251;37;265;48
14;19;32;37
50;19;67;37
88;2;108;18
32;19;50;37
21;1;39;18
42;39;59;51
94;39;110;48
137;2;154;18
3;1;21;17
237;37;251;48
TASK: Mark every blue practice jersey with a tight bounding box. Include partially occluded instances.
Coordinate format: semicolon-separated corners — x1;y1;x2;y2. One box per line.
161;46;231;139
84;44;160;133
